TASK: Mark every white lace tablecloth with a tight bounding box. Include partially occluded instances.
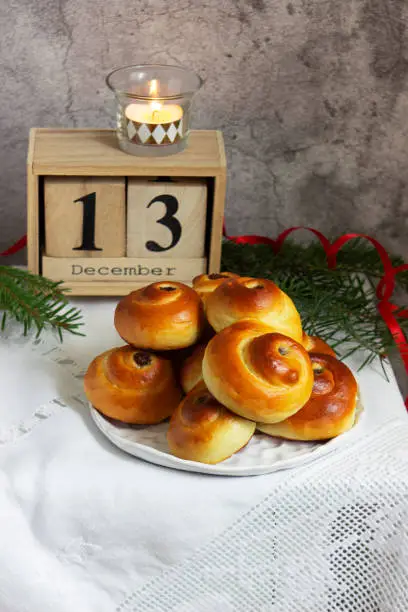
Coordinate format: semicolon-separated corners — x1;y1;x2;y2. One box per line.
0;298;408;612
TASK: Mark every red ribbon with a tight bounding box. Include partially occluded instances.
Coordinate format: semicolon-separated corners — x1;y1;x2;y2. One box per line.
224;224;408;410
0;235;27;257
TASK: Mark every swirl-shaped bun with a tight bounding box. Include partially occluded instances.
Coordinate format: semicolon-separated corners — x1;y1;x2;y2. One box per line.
302;333;336;357
192;272;240;304
202;321;313;423
167;383;256;464
205;277;302;342
180;344;206;394
84;346;182;424
114;282;204;350
257;353;357;440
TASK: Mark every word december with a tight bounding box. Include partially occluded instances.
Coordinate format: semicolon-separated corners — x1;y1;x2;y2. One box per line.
71;264;177;277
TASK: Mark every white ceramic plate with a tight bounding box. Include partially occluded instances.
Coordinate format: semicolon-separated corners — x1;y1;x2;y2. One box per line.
90;395;365;476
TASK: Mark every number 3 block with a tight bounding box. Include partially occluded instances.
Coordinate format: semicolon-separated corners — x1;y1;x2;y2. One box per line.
127;179;207;258
44;177;126;257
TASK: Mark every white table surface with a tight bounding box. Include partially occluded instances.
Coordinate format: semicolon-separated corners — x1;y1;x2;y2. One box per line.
0;297;407;612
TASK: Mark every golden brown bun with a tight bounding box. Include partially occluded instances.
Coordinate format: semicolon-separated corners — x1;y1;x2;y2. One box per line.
202;321;314;423
167;383;256;464
180;344;206;394
192;272;240;305
205;277;302;342
84;346;182;424
114;282;204;350
257;353;358;440
302;332;336;357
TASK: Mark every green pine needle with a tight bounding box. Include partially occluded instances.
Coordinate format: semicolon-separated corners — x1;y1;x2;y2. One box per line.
221;238;408;369
0;266;83;339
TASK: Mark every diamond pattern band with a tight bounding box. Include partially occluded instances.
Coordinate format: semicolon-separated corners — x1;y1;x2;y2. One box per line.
126;118;184;146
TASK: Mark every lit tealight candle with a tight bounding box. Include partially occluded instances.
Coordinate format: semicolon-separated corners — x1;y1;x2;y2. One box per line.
125;101;183;125
126;77;183;125
124;78;184;146
107;65;201;155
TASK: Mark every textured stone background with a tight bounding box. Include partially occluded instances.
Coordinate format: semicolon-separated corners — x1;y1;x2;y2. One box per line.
1;0;408;260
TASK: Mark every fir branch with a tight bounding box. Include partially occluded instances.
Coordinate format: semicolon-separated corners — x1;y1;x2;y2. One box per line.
0;266;83;339
221;239;408;368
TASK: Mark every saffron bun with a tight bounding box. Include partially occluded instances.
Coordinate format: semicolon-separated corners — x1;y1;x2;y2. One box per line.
114;281;204;350
84;346;182;424
167;383;256;464
180;343;206;394
202;321;314;424
205;276;302;342
257;353;358;440
302;332;336;357
192;272;240;304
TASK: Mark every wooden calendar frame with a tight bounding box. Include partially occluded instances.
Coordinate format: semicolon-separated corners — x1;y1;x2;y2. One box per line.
27;128;226;296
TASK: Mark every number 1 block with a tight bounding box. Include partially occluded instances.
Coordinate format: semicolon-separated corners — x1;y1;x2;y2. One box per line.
44;177;126;257
127;179;207;258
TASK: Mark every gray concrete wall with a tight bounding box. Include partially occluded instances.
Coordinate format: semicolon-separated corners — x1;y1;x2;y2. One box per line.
1;0;407;261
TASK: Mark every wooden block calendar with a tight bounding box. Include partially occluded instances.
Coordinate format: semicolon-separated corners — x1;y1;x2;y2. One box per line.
27;129;226;296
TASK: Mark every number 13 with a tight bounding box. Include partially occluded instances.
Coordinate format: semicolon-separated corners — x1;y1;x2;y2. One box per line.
73;192;182;253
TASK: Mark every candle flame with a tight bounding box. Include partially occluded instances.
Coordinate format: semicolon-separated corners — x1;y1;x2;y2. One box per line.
149;79;158;96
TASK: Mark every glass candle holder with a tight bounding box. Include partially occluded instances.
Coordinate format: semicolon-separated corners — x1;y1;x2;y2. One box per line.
106;64;202;157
